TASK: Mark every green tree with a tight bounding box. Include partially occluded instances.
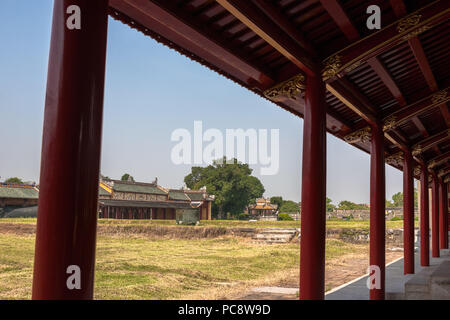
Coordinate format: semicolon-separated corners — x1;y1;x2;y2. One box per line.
392;192;403;207
326;197;336;212
279;200;300;213
270;196;283;209
184;158;265;218
414;188;418;208
386;199;395;207
338;200;368;210
121;173;135;182
4;177;23;184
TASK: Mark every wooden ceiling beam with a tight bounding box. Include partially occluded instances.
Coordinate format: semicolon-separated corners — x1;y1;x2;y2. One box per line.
216;0;318;75
411;129;450;156
325;78;377;125
408;37;450;127
382;86;450;127
321;0;449;82
366;58;407;106
389;0;448;154
319;0;359;42
428;151;450;169
321;0;411;151
110;0;275;88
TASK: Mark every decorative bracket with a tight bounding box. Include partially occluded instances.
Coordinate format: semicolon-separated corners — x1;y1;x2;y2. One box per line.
383;115;397;131
263;74;305;101
343;127;371;144
386;152;404;167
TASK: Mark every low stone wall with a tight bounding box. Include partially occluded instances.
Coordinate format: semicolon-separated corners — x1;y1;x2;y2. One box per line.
327;209;419;220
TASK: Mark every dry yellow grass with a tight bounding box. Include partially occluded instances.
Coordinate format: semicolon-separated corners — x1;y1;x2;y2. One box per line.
0;219;406;300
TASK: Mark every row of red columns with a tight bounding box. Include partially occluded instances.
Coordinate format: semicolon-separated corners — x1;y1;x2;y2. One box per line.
298;71;449;300
32;0;448;300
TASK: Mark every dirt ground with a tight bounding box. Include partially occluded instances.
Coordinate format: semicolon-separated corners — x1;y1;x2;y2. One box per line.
233;250;403;300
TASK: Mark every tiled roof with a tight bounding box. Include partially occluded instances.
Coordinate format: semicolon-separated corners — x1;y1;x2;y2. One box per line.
185;192;204;201
168;190;190;201
112;181;167;195
0;185;39;199
99;199;193;209
99;186;110;196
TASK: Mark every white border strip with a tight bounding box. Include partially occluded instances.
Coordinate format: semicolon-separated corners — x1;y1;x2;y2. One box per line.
325;256;404;295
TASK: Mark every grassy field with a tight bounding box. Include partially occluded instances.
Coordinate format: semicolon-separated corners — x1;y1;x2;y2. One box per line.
0;218;410;299
0;217;415;230
0;228;372;300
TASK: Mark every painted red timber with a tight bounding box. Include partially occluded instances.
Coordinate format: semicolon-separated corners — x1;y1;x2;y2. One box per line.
322;0;450;81
300;74;326;300
420;167;430;266
403;150;415;274
32;0;109;299
370;123;386;300
439;178;448;249
431;173;440;258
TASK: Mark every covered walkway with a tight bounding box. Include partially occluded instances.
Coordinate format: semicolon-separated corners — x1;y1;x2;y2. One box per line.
32;0;449;299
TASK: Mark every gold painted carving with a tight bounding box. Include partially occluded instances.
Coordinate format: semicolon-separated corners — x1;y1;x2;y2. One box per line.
402;25;431;41
322;55;342;80
414;166;421;177
428;160;437;170
431;89;448;105
263;74;305;100
383;115;397;131
386;152;404;167
412;144;423;156
344;127;371;144
437;168;446;177
344;60;364;73
397;14;422;33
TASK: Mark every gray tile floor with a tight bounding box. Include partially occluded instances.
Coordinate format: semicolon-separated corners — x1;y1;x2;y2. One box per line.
326;241;450;300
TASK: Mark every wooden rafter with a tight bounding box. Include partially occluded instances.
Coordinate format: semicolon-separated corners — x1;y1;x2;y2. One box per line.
321;0;449;82
321;0;412;151
411;129;450;156
382;86;450;130
389;0;448;154
216;0;318;75
427;151;450;169
110;0;275;88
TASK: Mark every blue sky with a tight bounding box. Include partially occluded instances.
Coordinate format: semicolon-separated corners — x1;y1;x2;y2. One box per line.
0;0;407;204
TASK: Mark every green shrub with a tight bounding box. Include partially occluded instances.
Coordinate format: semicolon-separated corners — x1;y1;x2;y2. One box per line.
278;213;293;221
237;213;250;220
390;216;403;221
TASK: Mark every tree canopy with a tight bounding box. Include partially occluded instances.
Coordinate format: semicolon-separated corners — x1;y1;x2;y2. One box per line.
4;177;23;184
184;157;265;218
387;189;418;208
337;200;368;210
121;173;135;182
326;197;336;212
279;200;300;213
270;196;283;209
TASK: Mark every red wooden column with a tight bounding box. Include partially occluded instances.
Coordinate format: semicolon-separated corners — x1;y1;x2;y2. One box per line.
431;172;440;258
439;178;448;249
32;0;109;300
369;122;385;300
420;166;430;266
403;150;414;274
299;74;326;300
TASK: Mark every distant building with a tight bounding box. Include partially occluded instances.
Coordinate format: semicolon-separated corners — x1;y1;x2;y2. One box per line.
247;197;278;216
0;183;39;208
98;179;215;220
0;179;215;220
